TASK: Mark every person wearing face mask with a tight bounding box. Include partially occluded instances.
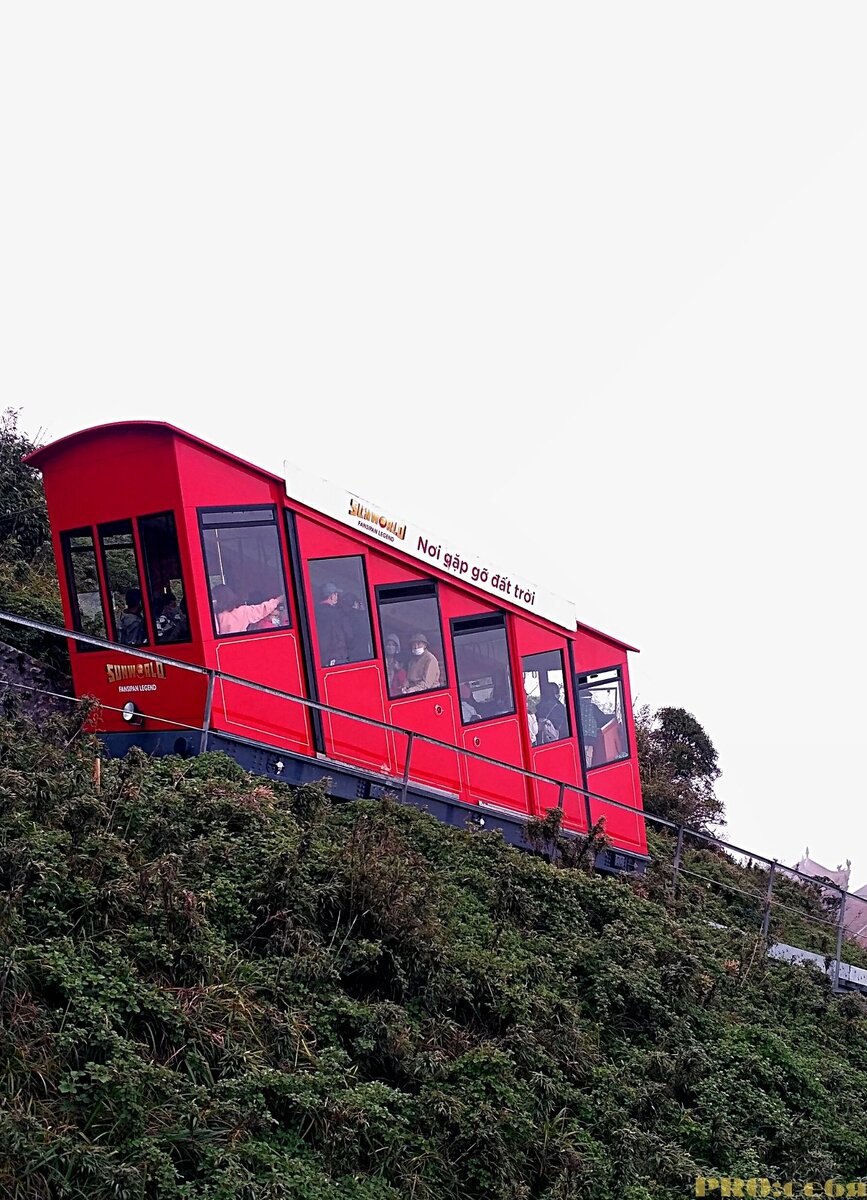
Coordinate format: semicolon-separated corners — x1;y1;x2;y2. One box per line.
401;632;441;693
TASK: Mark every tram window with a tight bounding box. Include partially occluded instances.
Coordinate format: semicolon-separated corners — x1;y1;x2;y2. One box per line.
375;581;446;697
575;668;629;768
308;556;375;668
61;529;108;650
138;512;190;644
199;507;290;637
452;614;514;724
99;520;148;645
522;650;570;744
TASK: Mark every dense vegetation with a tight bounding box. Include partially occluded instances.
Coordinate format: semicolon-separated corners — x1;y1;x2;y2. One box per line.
2;705;866;1199
0;408;66;674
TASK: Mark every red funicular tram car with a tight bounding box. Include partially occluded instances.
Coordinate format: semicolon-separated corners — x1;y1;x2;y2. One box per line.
26;422;648;871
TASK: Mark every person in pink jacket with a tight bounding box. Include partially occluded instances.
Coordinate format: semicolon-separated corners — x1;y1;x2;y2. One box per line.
212;584;283;635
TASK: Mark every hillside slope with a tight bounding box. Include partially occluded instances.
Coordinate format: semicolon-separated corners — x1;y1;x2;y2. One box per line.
2;706;867;1200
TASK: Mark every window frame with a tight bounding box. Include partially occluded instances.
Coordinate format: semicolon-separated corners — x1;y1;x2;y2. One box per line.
307;553;377;668
374;579;448;696
137;509;192;646
574;663;630;767
197;504;293;640
450;611;516;725
60;526;109;653
97;518;150;645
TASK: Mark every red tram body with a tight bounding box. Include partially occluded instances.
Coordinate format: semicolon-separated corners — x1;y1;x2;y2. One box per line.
26;422;648;869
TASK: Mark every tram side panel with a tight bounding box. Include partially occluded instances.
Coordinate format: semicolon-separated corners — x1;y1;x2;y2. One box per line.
293;511;531;815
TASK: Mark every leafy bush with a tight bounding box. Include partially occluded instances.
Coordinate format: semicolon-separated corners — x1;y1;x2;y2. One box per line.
2;707;867;1198
0;408;67;674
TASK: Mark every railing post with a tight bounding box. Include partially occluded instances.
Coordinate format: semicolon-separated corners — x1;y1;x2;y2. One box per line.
761;860;777;941
401;731;414;806
199;670;215;755
671;824;685;897
832;887;846;993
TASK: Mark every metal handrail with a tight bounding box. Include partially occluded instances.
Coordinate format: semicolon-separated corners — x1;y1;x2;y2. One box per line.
0;608;857;907
0;608;652;831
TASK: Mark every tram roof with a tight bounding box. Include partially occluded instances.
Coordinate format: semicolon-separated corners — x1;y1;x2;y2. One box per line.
24;419;639;653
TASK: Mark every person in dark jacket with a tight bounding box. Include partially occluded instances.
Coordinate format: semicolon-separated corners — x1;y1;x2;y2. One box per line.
338;591;372;662
317;582;348;666
117;588;147;645
536;679;568;741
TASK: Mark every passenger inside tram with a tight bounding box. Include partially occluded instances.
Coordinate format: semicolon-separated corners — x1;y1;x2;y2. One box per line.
526;696;539;744
460;682;481;722
317;582;348;665
536;679;568;741
578;687;624;766
153;591;187;642
118;588;147;646
401;633;442;693
212;583;283;635
246;573;289;630
384;634;407;693
339;591;373;661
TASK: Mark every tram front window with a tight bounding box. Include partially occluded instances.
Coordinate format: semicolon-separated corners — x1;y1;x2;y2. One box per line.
576;668;628;767
138;512;190;644
200;507;290;637
61;529;108;649
99;520;148;645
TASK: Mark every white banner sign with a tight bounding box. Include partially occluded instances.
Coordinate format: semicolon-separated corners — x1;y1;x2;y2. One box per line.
284;460;577;633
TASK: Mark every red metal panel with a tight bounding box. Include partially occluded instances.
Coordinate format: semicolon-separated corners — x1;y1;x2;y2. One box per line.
214;632;313;755
587;760;646;854
390;691;461;797
38;427;184;533
175;438;277;508
77;650;210;736
460;715;529;813
532;739;587;831
320;663;392;774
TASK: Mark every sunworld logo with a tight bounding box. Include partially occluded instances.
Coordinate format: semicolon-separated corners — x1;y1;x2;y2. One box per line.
348;498;406;541
105;660;167;685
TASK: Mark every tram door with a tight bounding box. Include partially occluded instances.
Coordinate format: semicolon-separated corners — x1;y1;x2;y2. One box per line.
512;624;586;831
374;578;462;798
575;664;646;855
200;505;314;757
451;611;532;815
293;518;395;776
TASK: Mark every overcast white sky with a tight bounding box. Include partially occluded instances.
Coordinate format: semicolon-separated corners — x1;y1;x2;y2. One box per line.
2;3;865;875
